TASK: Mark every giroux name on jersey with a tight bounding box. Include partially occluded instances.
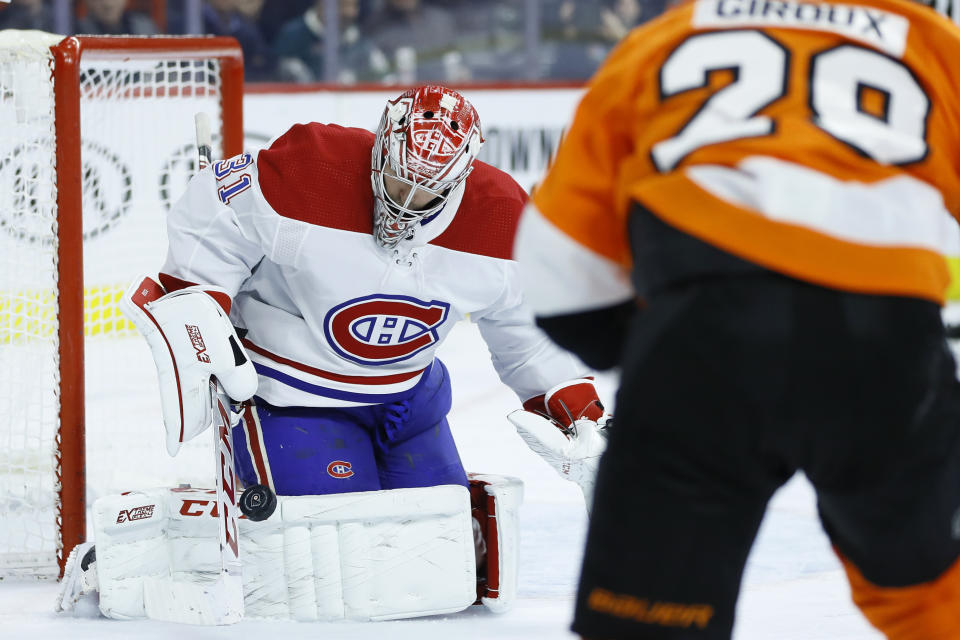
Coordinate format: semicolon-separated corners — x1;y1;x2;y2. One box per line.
695;0;910;56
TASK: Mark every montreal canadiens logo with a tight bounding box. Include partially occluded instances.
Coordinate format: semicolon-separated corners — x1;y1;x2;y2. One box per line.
327;460;354;479
324;294;450;365
412;130;458;155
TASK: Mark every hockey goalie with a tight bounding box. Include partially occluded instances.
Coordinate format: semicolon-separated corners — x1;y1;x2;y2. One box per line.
59;86;611;624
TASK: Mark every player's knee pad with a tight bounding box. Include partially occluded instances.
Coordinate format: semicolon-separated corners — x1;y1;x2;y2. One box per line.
840;552;960;639
88;476;523;622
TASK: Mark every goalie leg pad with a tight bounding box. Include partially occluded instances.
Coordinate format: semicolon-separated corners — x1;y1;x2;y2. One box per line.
92;489;171;620
469;473;524;614
91;484;480;621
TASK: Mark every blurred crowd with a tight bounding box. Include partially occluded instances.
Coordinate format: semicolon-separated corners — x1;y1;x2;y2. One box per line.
0;0;661;83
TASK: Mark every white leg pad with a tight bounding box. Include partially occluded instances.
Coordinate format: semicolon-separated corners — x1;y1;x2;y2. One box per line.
93;489;171;620
469;473;524;614
92;484;479;621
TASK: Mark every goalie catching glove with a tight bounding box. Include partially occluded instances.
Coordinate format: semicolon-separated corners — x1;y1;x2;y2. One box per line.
120;275;258;456
509;378;610;512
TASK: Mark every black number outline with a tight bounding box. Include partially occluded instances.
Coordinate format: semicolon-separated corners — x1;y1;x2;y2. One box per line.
808;43;931;166
651;29;791;173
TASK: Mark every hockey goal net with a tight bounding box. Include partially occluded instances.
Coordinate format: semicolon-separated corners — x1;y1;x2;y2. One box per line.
0;32;243;579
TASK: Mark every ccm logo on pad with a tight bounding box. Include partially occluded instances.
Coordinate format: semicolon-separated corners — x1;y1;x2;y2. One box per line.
327;460;354;479
179;498;248;519
185;324;210;363
324;294;450;365
116;504;156;523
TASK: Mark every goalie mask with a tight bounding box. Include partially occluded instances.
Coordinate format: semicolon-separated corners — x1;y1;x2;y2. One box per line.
371;86;483;248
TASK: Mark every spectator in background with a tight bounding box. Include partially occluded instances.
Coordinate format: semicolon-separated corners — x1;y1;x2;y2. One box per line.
598;0;646;43
541;0;611;80
76;0;159;35
274;0;387;84
201;0;275;81
233;0;264;24
256;0;313;44
365;0;459;83
0;0;55;32
437;0;527;81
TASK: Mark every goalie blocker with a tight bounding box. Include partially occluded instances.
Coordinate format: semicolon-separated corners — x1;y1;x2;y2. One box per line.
59;475;522;622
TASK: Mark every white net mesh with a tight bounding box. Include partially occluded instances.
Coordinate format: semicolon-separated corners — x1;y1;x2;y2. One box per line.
0;30;63;578
0;32;231;578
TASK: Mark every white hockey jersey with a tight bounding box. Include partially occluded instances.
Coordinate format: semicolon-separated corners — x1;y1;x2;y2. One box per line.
161;123;585;408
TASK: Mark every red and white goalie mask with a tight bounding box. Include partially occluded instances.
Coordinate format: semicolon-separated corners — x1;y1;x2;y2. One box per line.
371;85;483;248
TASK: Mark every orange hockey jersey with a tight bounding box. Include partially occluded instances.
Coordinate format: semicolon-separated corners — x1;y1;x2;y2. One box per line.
518;0;960;313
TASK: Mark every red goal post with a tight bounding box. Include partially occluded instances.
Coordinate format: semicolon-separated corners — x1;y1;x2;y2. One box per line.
0;33;243;579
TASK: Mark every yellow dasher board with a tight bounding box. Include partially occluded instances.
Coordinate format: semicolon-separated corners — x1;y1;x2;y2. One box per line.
949;257;960;301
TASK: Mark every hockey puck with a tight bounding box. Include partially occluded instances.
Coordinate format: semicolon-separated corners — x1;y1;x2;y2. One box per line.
239;484;277;521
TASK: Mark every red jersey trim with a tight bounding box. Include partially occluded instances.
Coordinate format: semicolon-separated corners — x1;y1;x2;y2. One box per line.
242;338;426;385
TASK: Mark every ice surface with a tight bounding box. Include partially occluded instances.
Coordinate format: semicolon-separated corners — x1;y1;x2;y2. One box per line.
0;322;882;639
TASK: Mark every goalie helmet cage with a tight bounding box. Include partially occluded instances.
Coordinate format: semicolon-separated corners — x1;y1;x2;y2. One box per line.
0;33;243;579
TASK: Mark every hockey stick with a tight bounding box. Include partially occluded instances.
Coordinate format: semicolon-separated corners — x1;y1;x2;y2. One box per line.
195;115;277;518
195;111;244;621
195;112;213;172
141;383;245;623
141;114;244;624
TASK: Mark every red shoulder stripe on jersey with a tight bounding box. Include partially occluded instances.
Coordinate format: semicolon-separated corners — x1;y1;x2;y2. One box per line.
242;338;425;385
430;161;528;260
256;123;374;233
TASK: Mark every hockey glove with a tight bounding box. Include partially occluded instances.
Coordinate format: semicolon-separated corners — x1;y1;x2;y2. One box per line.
120;275;258;456
509;378;610;513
